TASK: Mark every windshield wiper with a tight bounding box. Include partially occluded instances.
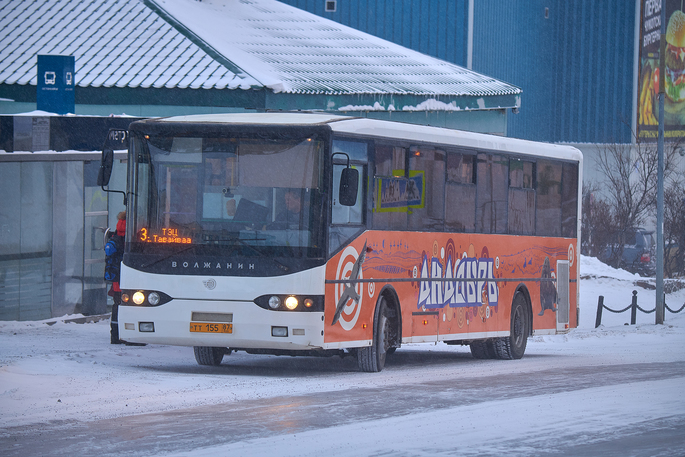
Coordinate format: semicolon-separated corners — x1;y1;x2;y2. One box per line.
226;234;290;273
140;244;197;269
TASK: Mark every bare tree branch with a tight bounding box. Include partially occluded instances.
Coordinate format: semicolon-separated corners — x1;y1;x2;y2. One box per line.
590;128;683;275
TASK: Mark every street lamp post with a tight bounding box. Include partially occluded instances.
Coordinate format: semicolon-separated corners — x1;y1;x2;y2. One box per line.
656;3;666;325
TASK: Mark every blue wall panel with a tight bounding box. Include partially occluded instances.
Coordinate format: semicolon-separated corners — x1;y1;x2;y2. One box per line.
551;0;635;143
473;0;635;143
472;0;556;142
278;0;636;144
279;0;469;65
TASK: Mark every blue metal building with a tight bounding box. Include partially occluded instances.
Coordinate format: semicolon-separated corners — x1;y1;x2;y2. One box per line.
299;0;471;65
280;0;638;144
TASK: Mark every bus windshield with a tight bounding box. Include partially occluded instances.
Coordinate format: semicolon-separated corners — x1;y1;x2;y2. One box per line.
129;133;325;260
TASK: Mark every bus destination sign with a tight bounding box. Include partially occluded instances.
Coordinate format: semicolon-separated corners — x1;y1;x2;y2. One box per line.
139;228;192;244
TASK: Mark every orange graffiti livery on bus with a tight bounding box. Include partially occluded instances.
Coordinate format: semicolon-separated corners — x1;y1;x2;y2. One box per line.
325;233;577;347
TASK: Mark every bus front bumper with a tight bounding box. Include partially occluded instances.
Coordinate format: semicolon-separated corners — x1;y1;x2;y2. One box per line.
118;299;325;350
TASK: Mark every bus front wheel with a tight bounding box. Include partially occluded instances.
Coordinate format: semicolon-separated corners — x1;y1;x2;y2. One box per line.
194;346;225;366
358;297;392;372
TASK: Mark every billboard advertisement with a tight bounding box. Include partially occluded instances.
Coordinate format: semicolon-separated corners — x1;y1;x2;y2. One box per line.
639;0;685;142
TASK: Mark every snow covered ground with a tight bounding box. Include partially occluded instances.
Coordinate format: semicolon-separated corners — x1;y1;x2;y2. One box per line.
1;255;684;456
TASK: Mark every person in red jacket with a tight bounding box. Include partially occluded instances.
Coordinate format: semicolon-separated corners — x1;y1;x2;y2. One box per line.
109;211;126;344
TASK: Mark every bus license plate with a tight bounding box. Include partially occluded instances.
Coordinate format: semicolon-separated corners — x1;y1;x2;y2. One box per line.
189;322;233;334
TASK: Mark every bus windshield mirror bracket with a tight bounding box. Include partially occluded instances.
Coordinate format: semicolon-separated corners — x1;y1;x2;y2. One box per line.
97;129;129;206
332;152;358;207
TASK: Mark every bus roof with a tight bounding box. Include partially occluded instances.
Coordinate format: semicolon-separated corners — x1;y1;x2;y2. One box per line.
149;112;583;163
155;112;348;126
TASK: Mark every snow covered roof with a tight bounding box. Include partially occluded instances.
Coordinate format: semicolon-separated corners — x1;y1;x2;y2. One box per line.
0;0;259;90
149;0;521;98
0;0;520;104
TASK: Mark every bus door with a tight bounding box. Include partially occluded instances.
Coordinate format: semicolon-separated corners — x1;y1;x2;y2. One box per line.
556;260;570;331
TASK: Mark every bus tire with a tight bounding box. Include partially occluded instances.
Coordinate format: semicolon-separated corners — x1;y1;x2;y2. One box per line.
470;339;497;359
194;346;224;366
494;292;529;360
358;297;392;372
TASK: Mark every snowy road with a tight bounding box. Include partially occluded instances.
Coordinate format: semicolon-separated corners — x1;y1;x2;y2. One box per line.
2;354;685;457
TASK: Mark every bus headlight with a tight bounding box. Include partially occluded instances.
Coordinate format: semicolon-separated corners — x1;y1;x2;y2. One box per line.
254;295;324;312
268;296;281;309
132;291;145;305
147;292;160;306
285;296;298;310
120;290;172;307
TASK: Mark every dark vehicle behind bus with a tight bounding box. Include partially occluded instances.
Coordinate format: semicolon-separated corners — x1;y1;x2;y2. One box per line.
599;228;655;277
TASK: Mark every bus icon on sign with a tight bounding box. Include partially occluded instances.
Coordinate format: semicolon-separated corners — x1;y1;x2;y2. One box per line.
44;71;56;85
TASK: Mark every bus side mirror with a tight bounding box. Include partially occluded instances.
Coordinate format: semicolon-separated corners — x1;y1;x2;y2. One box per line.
97;149;114;186
98;129;129;205
339;167;359;206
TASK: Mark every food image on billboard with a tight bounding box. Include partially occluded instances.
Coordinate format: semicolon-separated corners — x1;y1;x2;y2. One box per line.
665;10;685;104
639;60;659;127
639;0;685;141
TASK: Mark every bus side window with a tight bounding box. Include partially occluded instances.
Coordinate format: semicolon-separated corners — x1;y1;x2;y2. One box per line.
407;148;444;231
445;151;476;232
561;162;579;237
508;158;535;235
332;163;363;224
331;139;367;227
536;160;563;236
373;144;408;230
476;153;508;234
330;139;368;254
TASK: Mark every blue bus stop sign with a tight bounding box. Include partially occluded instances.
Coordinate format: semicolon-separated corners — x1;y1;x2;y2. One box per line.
37;55;75;115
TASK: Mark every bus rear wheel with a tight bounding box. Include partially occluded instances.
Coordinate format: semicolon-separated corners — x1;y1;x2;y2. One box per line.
358;297;392;372
493;292;529;360
194;346;225;366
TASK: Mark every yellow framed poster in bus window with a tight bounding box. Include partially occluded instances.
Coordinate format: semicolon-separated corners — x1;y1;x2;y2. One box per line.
375;170;425;212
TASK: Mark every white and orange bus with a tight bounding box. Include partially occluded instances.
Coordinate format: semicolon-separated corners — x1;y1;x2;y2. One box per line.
102;113;582;372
